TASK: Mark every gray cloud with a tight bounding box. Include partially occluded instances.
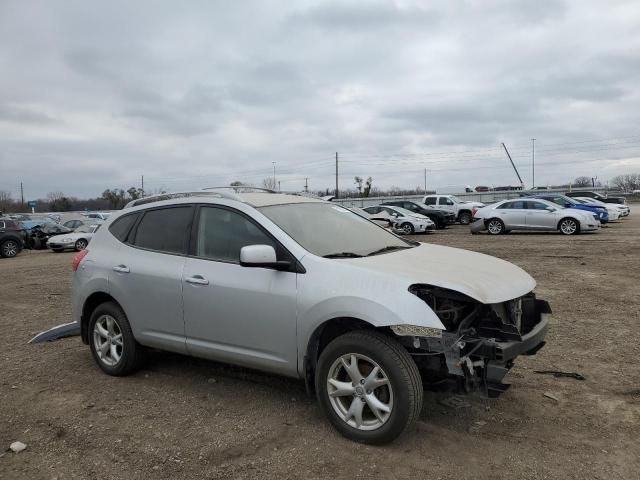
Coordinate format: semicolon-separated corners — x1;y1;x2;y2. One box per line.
0;0;639;199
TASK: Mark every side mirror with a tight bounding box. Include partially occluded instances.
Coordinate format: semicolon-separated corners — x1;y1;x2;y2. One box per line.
546;207;555;212
240;245;291;271
564;203;572;208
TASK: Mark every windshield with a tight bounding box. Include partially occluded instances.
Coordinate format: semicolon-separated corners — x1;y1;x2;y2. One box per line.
259;203;412;257
75;224;100;233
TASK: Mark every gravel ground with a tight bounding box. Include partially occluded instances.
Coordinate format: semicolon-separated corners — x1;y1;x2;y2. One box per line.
1;213;639;479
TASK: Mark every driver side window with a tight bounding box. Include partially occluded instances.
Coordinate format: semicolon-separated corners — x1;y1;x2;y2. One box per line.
196;206;280;263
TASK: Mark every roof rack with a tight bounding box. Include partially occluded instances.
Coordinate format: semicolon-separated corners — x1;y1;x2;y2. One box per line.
123;190;240;209
123;187;324;209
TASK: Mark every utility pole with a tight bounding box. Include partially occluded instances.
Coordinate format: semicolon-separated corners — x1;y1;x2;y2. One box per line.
141;175;144;197
424;168;427;193
335;152;339;198
304;178;308;192
278;180;281;191
272;162;276;190
20;182;24;206
531;138;536;189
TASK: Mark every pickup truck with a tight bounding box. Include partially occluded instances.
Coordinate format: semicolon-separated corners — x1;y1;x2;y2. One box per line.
565;190;626;205
422;195;485;225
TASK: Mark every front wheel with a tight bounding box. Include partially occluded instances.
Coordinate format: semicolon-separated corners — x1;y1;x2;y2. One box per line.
559;218;579;235
315;330;423;445
75;239;88;251
400;223;414;235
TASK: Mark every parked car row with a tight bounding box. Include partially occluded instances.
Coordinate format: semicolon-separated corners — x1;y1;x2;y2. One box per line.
0;211;108;258
470;194;630;236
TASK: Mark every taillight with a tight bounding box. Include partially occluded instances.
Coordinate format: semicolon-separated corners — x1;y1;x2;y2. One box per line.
72;249;89;272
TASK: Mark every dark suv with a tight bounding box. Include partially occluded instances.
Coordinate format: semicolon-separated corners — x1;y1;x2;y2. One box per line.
0;219;25;258
380;201;455;229
565;190;626;205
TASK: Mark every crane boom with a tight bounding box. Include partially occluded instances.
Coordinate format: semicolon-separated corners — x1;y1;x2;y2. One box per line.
501;142;525;189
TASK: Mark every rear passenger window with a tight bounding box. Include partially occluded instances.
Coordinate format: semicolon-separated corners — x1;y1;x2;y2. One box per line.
133;207;193;254
109;213;139;242
424;197;436;205
196;207;282;263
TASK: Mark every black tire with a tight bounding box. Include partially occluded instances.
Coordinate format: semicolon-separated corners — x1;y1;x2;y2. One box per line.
88;301;143;376
558;217;580;235
400;223;414;235
0;239;20;258
486;218;505;235
458;211;472;225
315;330;423;445
75;238;88;251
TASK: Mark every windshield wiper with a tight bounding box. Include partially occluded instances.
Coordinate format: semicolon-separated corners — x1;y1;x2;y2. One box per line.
322;252;364;259
366;245;413;257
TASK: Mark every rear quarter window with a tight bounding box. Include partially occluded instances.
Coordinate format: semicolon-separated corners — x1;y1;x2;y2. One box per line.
109;213;140;242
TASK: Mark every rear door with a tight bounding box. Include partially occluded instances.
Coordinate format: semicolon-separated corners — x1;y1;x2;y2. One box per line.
495;201;527;228
437;196;456;215
182;205;298;376
109;206;193;353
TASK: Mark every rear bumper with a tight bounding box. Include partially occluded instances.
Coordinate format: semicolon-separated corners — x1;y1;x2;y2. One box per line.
469;218;486;233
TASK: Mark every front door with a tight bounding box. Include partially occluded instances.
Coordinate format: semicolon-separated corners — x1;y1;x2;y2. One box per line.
182;205;299;376
523;200;558;230
495;201;527;228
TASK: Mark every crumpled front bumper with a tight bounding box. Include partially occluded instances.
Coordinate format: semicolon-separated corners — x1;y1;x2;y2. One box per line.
469;218;486;233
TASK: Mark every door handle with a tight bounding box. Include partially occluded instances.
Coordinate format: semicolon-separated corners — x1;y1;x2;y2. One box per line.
186;275;209;286
112;265;130;273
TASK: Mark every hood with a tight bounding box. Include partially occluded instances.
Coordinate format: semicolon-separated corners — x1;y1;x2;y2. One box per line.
342;243;535;304
462;200;485;207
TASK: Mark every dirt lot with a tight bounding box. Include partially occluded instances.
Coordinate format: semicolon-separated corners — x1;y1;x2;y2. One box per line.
1;213;639;480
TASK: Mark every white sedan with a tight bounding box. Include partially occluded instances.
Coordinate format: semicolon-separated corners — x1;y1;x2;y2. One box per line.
363;205;435;235
47;224;101;252
575;197;630;217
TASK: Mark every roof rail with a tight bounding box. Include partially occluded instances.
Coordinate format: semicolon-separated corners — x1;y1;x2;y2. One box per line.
123;190;240;209
202;186;276;194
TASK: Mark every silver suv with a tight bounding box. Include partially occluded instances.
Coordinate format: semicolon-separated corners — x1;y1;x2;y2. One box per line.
72;189;550;444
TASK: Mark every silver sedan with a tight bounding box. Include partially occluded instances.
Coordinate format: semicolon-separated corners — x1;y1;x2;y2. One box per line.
470;198;600;235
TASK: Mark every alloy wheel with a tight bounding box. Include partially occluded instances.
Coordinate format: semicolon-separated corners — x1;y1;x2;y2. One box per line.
93;315;124;367
487;219;503;234
401;223;413;235
560;219;577;235
2;240;18;257
75;239;88;250
326;353;394;431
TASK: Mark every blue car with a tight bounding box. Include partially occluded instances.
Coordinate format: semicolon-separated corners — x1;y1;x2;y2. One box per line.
528;194;609;224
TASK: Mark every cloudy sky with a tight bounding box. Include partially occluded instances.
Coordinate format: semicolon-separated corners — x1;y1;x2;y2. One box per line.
1;0;639;200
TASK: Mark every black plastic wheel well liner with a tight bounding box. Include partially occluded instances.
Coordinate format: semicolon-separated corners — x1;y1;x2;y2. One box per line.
303;317;380;395
80;292;122;344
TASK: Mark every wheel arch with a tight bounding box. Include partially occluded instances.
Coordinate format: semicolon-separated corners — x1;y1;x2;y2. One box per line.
303;317;386;395
557;216;580;233
80;292;124;344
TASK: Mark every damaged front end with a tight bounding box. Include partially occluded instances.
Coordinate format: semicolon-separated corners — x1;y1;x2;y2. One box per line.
397;285;550;398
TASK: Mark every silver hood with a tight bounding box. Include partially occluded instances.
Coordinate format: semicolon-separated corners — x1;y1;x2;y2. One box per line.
344;243;536;304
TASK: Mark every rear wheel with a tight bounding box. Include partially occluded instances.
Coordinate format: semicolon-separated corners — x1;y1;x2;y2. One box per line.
559;218;579;235
400;223;414;235
487;218;505;235
88;302;143;376
0;239;19;258
458;211;472;225
315;330;423;445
